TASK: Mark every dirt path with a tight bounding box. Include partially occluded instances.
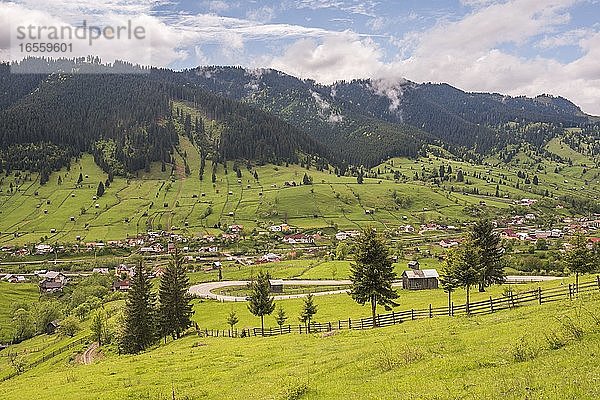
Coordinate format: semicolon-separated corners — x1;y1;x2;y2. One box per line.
81;342;98;365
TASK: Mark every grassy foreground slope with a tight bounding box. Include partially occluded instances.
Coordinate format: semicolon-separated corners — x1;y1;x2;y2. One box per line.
1;293;599;400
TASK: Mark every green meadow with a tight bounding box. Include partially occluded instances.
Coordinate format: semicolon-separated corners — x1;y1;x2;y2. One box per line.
1;129;599;247
0;287;598;400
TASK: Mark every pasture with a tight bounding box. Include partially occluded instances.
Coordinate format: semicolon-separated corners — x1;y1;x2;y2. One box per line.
0;286;598;400
1;132;599;247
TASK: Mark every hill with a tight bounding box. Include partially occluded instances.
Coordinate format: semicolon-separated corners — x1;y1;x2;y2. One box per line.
0;284;598;399
1;59;600;245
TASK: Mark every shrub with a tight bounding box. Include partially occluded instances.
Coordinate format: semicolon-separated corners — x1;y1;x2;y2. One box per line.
511;336;537;362
558;316;584;341
281;380;309;400
59;316;80;337
544;331;567;350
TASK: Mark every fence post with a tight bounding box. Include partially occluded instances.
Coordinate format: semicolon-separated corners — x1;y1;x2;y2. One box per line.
328;322;332;331
349;318;352;329
338;320;341;330
411;309;415;320
361;319;364;329
568;284;572;300
429;304;432;318
451;302;454;317
392;311;396;325
538;287;542;305
489;296;494;313
596;275;600;290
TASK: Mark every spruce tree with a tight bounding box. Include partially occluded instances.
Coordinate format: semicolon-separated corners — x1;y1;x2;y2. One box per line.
349;227;398;327
247;270;275;335
470;219;505;292
357;169;364;184
565;234;594;290
158;249;194;340
275;305;287;332
439;250;460;315
299;294;318;332
96;181;105;197
120;262;156;354
446;238;480;314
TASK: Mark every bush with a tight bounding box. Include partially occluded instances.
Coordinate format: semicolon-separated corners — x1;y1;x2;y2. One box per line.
280;380;309;400
544;330;567;350
558;316;584;341
375;344;423;372
511;336;537;362
59;316;80;337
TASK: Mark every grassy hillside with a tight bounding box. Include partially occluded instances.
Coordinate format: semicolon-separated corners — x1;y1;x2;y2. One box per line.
1;289;599;399
0;282;39;342
1;130;599;246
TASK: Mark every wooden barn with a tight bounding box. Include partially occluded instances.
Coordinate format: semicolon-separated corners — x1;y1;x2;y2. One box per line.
269;279;284;293
402;269;439;290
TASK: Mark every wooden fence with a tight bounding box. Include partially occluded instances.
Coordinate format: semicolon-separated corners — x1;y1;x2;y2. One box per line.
0;335;89;383
198;276;600;338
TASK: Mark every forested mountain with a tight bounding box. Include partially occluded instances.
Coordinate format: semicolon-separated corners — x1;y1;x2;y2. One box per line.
0;59;597;182
177;66;597;162
0;60;332;179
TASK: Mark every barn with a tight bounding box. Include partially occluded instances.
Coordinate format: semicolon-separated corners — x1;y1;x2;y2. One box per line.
269;279;284;293
402;269;439;290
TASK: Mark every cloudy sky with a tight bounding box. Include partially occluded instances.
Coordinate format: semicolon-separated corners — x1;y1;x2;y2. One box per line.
1;0;599;114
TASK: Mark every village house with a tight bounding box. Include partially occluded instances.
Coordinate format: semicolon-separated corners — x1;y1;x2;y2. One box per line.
283;234;314;245
401;269;440;290
269;223;291;232
257;253;281;263
335;230;360;241
407;260;420;270
228;224;244;233
439;239;459;248
399;225;415;233
92;268;110;274
500;229;519;240
2;274;27;283
46;320;61;335
39;271;68;293
112;280;130;292
518;198;537;206
115;264;135;278
269;279;284;293
34;244;54;255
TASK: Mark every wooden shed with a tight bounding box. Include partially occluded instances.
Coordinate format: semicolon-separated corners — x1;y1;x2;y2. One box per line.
269;279;284;293
402;269;439;290
46;320;60;335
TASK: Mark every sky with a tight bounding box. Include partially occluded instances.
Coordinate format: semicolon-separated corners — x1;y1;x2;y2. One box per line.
1;0;599;115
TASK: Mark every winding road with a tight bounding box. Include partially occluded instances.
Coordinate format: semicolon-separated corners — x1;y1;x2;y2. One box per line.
188;275;561;302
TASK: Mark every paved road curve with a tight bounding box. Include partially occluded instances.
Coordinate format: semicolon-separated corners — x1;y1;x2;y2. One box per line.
188;275;562;302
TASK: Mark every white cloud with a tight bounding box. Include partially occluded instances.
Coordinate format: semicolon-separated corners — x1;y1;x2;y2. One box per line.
202;1;231;13
0;2;190;67
269;32;385;83
537;28;593;48
269;0;600;115
290;0;379;17
246;6;276;23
